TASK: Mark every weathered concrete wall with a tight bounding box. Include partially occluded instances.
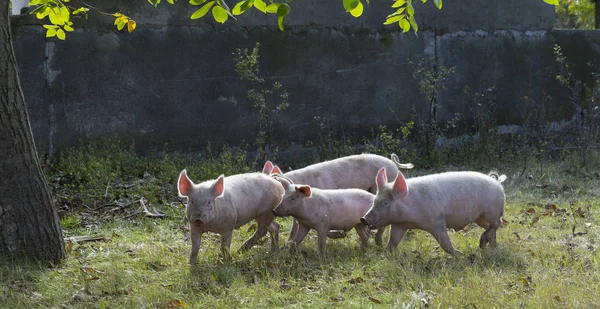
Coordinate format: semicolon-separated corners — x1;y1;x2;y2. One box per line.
11;0;595;157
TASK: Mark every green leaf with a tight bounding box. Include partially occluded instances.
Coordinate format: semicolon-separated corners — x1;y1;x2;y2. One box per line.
167;0;175;3
254;0;267;12
232;0;254;14
116;18;127;30
191;1;215;18
383;14;403;25
60;6;70;22
64;24;74;31
46;28;57;37
36;6;51;19
276;3;290;16
232;1;245;15
56;28;66;40
189;0;207;5
49;7;65;25
543;0;558;5
433;0;441;9
391;0;405;8
400;18;410;32
241;0;255;12
43;24;59;30
409;15;418;32
28;0;44;5
349;1;363;17
406;1;414;16
277;15;285;31
266;3;279;13
72;7;89;15
343;0;359;12
212;5;229;23
387;7;405;17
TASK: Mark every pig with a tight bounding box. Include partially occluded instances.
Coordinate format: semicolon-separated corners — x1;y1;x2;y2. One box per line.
271;177;374;256
177;170;285;264
361;169;506;255
263;153;414;246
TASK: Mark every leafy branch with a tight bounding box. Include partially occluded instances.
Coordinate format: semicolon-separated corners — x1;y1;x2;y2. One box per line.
28;0;136;40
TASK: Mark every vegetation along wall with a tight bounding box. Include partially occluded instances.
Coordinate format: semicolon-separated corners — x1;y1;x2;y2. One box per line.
10;0;599;157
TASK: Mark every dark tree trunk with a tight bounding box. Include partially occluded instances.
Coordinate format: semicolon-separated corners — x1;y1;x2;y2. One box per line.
0;0;65;263
596;0;600;29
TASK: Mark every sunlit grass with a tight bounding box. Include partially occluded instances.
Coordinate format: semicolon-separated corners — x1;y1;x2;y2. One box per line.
1;145;599;308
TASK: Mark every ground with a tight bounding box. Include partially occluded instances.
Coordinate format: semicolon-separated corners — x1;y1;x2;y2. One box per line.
1;145;599;308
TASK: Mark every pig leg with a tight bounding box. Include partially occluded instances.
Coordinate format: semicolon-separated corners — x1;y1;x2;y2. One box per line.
240;222;268;252
189;225;203;265
354;224;370;248
479;219;501;249
266;220;280;251
220;230;233;262
316;227;328;257
288;218;299;243
430;225;460;256
367;185;386;246
374;226;387;246
386;224;407;251
290;224;310;253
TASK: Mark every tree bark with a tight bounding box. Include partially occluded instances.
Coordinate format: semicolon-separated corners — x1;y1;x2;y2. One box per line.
0;0;65;263
596;0;600;29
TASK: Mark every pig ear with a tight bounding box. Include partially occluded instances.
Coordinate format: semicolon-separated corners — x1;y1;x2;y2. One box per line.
178;169;194;197
279;177;292;190
392;171;409;197
295;185;312;197
272;165;282;174
212;175;225;198
262;161;274;174
376;167;388;190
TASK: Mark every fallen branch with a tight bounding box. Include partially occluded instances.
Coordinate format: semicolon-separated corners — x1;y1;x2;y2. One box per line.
64;235;105;243
140;197;166;218
104;181;110;198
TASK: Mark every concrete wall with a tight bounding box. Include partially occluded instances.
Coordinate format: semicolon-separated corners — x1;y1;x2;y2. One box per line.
10;0;596;156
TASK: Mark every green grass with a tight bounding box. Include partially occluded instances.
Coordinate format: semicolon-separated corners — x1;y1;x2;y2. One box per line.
2;145;600;308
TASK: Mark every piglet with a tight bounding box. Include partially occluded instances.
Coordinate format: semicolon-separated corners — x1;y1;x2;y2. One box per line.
263;153;413;246
361;169;506;255
178;170;284;264
272;178;374;256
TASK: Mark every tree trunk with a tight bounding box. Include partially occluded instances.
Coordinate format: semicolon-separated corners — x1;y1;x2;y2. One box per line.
596;0;600;29
0;0;65;263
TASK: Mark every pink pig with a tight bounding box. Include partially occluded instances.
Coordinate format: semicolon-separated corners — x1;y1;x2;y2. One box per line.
272;178;374;256
178;170;284;264
262;153;413;245
361;169;506;255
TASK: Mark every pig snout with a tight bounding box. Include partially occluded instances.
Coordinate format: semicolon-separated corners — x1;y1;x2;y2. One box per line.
360;216;377;229
192;218;204;226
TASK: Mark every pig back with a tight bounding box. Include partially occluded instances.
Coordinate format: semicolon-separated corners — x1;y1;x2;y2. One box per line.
406;172;505;227
311;188;375;230
223;173;285;227
286;154;398;190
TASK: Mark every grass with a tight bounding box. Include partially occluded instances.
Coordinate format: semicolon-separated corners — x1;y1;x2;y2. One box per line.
1;143;600;308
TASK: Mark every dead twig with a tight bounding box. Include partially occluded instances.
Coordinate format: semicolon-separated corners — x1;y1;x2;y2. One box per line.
64;235;105;243
140;197;166;218
104;181;110;198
